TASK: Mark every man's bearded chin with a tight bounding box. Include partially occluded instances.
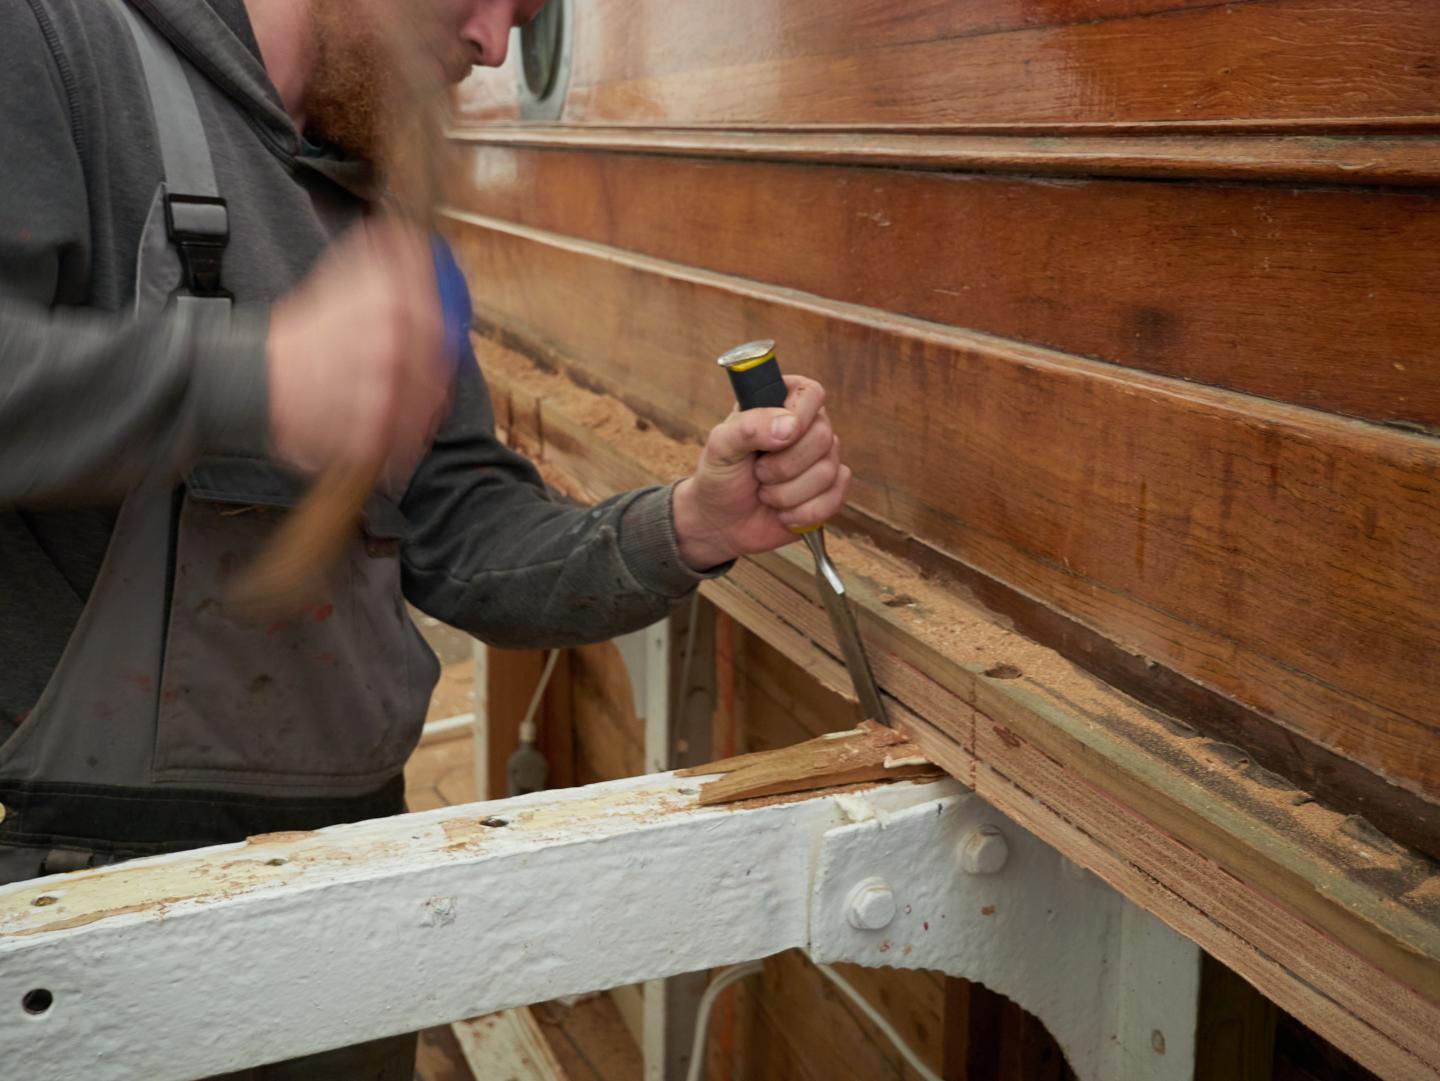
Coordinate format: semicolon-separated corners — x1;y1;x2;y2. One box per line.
303;0;452;167
302;0;394;163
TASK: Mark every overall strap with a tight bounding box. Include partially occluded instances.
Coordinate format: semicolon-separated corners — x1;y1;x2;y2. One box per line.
111;0;231;304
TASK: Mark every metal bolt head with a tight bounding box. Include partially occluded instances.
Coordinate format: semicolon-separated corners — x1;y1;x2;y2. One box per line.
959;826;1009;875
846;878;897;931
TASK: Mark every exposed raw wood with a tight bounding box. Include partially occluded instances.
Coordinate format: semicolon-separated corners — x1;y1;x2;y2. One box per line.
450;126;1440;187
468;340;1440;1081
447;144;1440;429
457;0;1440;128
452;1009;569;1081
448;216;1440;815
677;721;942;805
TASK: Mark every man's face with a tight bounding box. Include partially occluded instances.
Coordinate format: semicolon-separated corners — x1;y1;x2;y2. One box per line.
434;0;551;80
304;0;550;161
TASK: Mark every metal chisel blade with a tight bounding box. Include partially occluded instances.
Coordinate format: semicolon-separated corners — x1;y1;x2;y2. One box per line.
803;531;890;726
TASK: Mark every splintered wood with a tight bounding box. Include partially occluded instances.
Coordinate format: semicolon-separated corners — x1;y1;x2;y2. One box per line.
678;720;942;805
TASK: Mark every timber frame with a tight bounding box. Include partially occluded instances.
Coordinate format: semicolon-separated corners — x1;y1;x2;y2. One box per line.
470;335;1440;1081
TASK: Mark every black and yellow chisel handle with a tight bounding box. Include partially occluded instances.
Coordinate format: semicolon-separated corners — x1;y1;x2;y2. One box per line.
717;339;822;535
715;339;890;724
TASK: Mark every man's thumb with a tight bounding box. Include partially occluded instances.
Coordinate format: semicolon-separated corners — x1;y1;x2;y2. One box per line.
706;408;798;467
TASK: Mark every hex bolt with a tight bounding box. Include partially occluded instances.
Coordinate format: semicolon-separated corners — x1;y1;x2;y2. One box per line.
845;878;897;931
959;826;1009;875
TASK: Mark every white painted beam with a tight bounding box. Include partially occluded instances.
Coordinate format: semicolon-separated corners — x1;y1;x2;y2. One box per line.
0;770;1198;1081
809;787;1200;1081
0;773;906;1081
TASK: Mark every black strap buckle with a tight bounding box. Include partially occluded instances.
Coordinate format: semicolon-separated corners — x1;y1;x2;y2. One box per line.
164;192;232;300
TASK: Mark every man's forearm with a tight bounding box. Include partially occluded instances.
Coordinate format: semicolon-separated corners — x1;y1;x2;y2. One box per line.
0;301;270;505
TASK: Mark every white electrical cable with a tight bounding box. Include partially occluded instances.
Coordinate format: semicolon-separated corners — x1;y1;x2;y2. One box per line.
681;960;941;1081
519;648;561;744
817;964;943;1081
684;961;764;1081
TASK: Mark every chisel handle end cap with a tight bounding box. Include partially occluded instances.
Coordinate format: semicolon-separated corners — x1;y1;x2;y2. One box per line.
718;340;787;411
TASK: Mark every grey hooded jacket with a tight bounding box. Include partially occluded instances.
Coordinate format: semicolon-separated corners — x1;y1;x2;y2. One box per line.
0;0;715;872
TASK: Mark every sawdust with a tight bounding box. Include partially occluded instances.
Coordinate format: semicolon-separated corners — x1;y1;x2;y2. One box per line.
475;333;698;483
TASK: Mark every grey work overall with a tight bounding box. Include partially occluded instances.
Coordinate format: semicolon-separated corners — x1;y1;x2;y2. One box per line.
0;7;426;1075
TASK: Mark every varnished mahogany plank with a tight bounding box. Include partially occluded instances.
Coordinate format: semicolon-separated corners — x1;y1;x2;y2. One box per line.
448;144;1440;430
446;212;1440;805
451;127;1440;187
564;0;1221;86
457;0;1440;128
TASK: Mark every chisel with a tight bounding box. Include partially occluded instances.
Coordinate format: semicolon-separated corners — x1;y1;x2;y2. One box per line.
718;340;890;726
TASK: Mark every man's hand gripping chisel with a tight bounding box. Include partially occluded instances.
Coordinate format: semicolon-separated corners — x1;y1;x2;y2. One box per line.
718;340;890;727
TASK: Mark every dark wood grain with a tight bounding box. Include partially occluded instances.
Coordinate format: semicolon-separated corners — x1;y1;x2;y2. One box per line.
449;143;1440;430
946;977;1080;1081
1196;953;1279;1081
1274;1009;1386;1081
447;215;1440;805
456;0;1440;129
